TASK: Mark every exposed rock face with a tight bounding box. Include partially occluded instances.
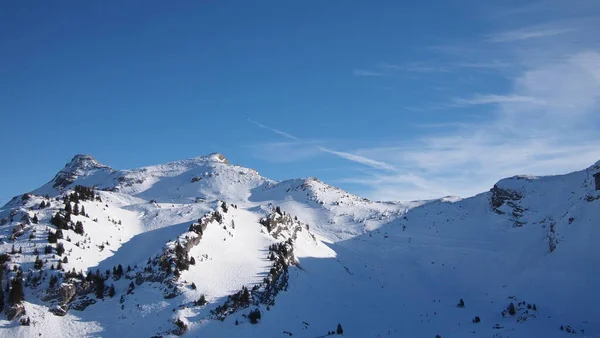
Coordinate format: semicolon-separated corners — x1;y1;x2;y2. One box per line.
40;288;61;302
490;184;523;214
50;305;69;316
60;283;77;305
132;209;220;296
5;304;25;320
10;223;27;240
51;154;113;189
209;152;229;164
259;208;307;241
70;298;96;311
75;281;96;296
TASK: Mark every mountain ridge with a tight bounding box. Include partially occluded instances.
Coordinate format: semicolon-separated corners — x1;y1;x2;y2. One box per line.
1;153;599;337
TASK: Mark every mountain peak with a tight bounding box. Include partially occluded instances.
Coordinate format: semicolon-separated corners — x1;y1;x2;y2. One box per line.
51;154;113;189
207;152;229;164
65;154;108;170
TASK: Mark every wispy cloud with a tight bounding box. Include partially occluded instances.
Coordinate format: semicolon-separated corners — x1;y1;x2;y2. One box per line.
452;94;546;106
378;62;451;73
348;51;600;200
246;141;323;163
247;120;398;171
452;60;511;69
317;147;397;171
253;5;600;202
355;60;510;79
247;119;299;141
487;27;574;43
352;69;389;77
250;51;600;201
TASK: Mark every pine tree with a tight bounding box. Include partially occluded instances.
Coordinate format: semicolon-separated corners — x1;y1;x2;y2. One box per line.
48;231;57;243
336;323;344;335
8;274;24;305
81;205;86;217
241;286;250;304
73;203;79;216
508;303;516;316
34;256;43;269
39;201;46;209
56;242;65;256
18;247;22;254
57;260;63;270
248;308;261;324
94;275;104;299
74;221;84;235
457;298;465;308
189;256;196;265
10;245;16;254
64;201;72;214
108;284;115;297
49;275;58;288
32;214;39;224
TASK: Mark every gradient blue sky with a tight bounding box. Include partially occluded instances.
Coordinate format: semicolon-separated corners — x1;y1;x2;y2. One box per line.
2;0;600;204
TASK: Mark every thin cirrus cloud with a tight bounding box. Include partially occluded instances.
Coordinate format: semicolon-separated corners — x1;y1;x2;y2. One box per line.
451;94;547;106
252;51;600;201
346;51;600;200
378;62;452;73
247;119;299;141
317;147;397;172
247;120;399;172
487;27;575;43
356;60;510;77
451;61;511;69
259;6;600;201
352;69;390;77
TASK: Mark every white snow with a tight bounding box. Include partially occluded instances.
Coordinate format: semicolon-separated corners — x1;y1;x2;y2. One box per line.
1;154;599;337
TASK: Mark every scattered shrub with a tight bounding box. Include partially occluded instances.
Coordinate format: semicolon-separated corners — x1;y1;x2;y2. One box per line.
508;303;516;316
248;308;261;324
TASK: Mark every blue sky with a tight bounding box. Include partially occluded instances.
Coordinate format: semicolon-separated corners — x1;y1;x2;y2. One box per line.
1;0;600;204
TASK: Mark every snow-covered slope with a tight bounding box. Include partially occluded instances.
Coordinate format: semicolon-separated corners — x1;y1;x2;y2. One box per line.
1;154;599;338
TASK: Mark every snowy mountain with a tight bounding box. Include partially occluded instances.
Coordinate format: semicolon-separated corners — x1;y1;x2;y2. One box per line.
1;153;599;338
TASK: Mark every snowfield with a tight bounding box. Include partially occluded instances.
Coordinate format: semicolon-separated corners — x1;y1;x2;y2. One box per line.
1;153;599;337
